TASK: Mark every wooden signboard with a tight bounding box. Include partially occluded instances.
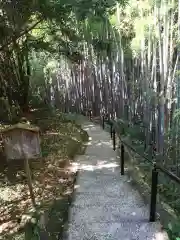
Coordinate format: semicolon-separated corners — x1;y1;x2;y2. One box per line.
1;123;41;207
2;123;41;160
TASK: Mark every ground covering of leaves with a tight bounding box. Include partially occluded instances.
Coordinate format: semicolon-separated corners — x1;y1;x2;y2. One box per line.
0;109;88;239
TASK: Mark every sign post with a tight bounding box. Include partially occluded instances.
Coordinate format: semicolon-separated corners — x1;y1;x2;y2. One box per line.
1;121;41;207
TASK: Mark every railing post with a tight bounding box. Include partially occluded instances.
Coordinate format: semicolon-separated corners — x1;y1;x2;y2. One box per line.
121;144;125;175
102;115;105;129
110;122;113;139
149;163;158;222
89;110;92;121
113;128;116;151
122;126;125;136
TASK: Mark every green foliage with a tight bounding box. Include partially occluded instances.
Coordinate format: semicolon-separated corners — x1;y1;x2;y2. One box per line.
173;109;180;121
0;0;128;118
118;118;180;239
116;118;145;142
166;220;180;240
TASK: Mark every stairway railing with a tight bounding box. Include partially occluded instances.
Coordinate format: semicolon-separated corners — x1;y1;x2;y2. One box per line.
100;116;180;222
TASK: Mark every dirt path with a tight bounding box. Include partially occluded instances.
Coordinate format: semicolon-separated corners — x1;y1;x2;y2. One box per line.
65;122;168;240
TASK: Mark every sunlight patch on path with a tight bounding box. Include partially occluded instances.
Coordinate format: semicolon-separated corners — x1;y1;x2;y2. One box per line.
65;122;169;240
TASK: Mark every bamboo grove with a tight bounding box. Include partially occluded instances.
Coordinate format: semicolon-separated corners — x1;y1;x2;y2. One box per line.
1;0;180;175
55;0;180;175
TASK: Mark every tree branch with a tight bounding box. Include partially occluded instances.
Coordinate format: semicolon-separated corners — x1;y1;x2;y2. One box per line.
0;19;43;51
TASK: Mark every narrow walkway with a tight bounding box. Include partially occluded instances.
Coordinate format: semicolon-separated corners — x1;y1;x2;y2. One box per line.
65;122;168;240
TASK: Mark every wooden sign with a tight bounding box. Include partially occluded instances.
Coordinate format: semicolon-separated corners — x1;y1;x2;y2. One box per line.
1;122;41;207
2;123;41;160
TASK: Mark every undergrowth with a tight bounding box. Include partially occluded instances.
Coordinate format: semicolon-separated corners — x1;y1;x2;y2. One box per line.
115;119;180;240
0;109;88;239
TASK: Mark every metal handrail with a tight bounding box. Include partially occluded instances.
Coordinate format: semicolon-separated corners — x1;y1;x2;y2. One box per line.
101;116;180;222
118;136;154;164
111;119;180;181
157;165;180;184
